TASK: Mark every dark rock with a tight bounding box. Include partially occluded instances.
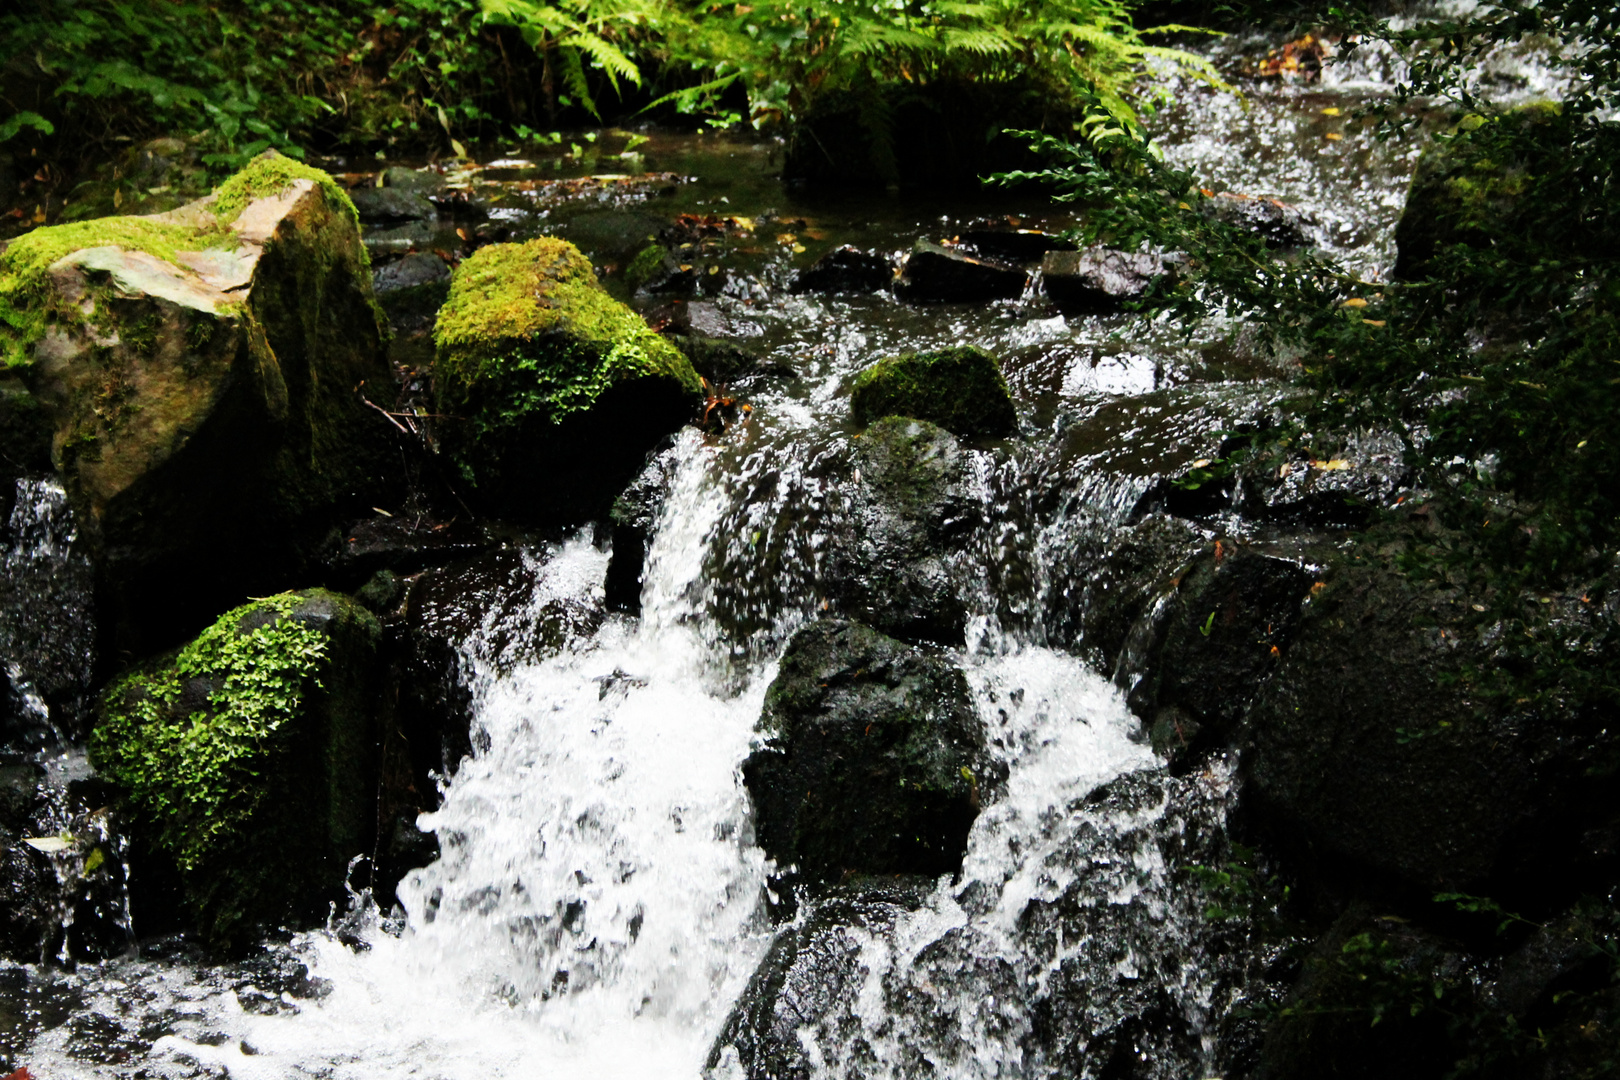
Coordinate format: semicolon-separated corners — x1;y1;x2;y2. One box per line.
895;242;1028;303
1236;429;1410;528
374;252;453;333
741;618;1000;894
1125;542;1315;768
431;238;703;525
355;568;406;613
554;208;667;262
668;333;763;384
624;242;691;294
1243;554;1620;907
671;300;765;341
373;251;451;294
706;877;932;1078
91;589;384;951
1041;247;1178;313
325;513;495;588
828;417;981;646
605;445;679;613
380;166;446;195
349;186;436;223
362;219;435;256
0;379;52;496
790;246;894;294
958;228;1078;262
1202;192;1314;248
849;344;1016;439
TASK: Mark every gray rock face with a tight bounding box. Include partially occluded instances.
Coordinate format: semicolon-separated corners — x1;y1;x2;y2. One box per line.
1041;247;1177;313
380;166;446;195
896;241;1028;302
349;185;436;223
741;618;1000;894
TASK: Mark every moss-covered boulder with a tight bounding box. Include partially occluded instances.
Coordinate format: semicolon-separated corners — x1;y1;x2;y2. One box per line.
741;619;1002;901
849;345;1015;439
91;589;382;951
431;237;702;523
1;150;400;653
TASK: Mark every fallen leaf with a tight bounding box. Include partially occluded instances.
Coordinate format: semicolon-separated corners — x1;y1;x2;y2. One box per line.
1341;297;1369;308
1310;459;1353;470
1325;132;1343;141
1362;318;1387;327
1321;106;1342;116
24;836;73;853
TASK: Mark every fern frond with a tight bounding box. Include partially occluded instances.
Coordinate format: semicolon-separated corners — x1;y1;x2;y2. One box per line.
572;29;641;88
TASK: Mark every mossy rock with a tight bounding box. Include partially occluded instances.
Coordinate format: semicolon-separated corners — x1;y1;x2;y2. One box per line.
2;150;399;653
741;618;1002;899
849;344;1016;439
90;589;382;952
432;237;702;524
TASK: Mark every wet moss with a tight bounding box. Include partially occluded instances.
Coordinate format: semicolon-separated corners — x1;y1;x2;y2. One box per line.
849;344;1016;439
212;150;359;229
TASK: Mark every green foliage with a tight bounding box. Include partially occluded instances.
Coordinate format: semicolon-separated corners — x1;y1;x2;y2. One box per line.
91;593;330;875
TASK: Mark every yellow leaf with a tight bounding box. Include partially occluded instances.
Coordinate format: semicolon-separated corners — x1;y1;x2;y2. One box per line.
1310;459;1353;471
1363;318;1387;327
792;244;806;254
1341;297;1368;308
113;188;123;208
1321;107;1342;116
1325;132;1343;141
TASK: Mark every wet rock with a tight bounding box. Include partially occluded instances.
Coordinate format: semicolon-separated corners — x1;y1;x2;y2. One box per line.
431;238;703;524
362;219;434;256
2;150;400;655
348;185;435;223
554;208;667;263
741;618;1000;894
790;246;894;294
374;250;451;294
1125;542;1315;768
849;344;1016;439
828;417;981;646
624;242;690;294
605;444;678;613
1202;192;1314;248
668;333;764;385
380;166;445;195
324;512;495;589
670;300;765;342
0;379;52;517
958;227;1078;262
91;589;384;952
1041;247;1178;313
373;251;452;333
1236;428;1410;528
706;877;932;1079
895;241;1027;303
1243;553;1620;906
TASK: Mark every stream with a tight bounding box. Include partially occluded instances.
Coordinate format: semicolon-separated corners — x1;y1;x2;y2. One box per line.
0;15;1568;1080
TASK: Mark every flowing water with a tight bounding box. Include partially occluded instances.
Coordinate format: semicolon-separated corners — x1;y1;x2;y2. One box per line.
1;13;1568;1078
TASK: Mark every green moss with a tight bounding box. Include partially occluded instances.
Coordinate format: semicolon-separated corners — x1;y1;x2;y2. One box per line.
849;344;1016;438
624;242;668;292
91;592;337;875
433;237;700;437
212;149;359;229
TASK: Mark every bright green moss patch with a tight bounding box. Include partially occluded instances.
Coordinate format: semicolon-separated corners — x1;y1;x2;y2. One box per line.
849;344;1016;439
212;149;359;228
433;237;700;431
91;592;334;875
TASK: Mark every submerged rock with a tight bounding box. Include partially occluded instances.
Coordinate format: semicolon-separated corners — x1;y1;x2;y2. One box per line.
895;241;1027;302
604;444;678;614
1041;247;1177;313
431;237;703;524
0;151;400;654
741;618;999;894
1202;191;1314;249
849;344;1016;439
790;246;894;294
91;589;383;951
829;416;982;646
348;185;435;223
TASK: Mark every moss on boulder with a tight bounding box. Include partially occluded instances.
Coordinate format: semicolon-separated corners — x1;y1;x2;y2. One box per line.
432;237;702;523
849;344;1016;439
1;150;399;652
91;589;381;951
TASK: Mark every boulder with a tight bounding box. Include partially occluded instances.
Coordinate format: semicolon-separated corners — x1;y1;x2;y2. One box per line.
895;242;1027;303
90;589;383;951
849;344;1016;439
349;185;436;223
740;618;1000;893
1242;554;1620;907
431;237;703;524
829;417;981;646
1202;192;1313;248
1041;247;1177;313
790;246;894;294
0;150;400;654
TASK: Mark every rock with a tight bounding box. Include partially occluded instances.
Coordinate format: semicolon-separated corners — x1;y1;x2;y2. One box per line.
623;242;690;294
1235;427;1411;528
373;251;452;333
895;241;1027;302
790;246;894;294
1041;247;1178;313
604;444;678;614
1202;192;1313;248
849;344;1016;439
958;227;1078;262
0;150;400;654
1124;542;1315;768
828;417;981;646
706;877;932;1078
362;219;434;256
324;511;495;589
0;378;52;511
1243;553;1620;907
90;589;383;951
669;334;763;384
348;185;436;223
431;237;703;524
740;618;1000;893
380;166;445;195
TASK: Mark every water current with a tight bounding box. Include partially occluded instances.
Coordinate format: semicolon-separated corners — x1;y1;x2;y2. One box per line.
1;10;1568;1078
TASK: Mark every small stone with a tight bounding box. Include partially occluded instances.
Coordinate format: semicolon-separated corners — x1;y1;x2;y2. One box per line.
1040;247;1177;313
895;241;1027;302
790;246;894;294
349;186;436;223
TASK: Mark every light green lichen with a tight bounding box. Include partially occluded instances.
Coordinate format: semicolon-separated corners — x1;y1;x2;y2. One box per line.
433;237;700;436
91;592;332;874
